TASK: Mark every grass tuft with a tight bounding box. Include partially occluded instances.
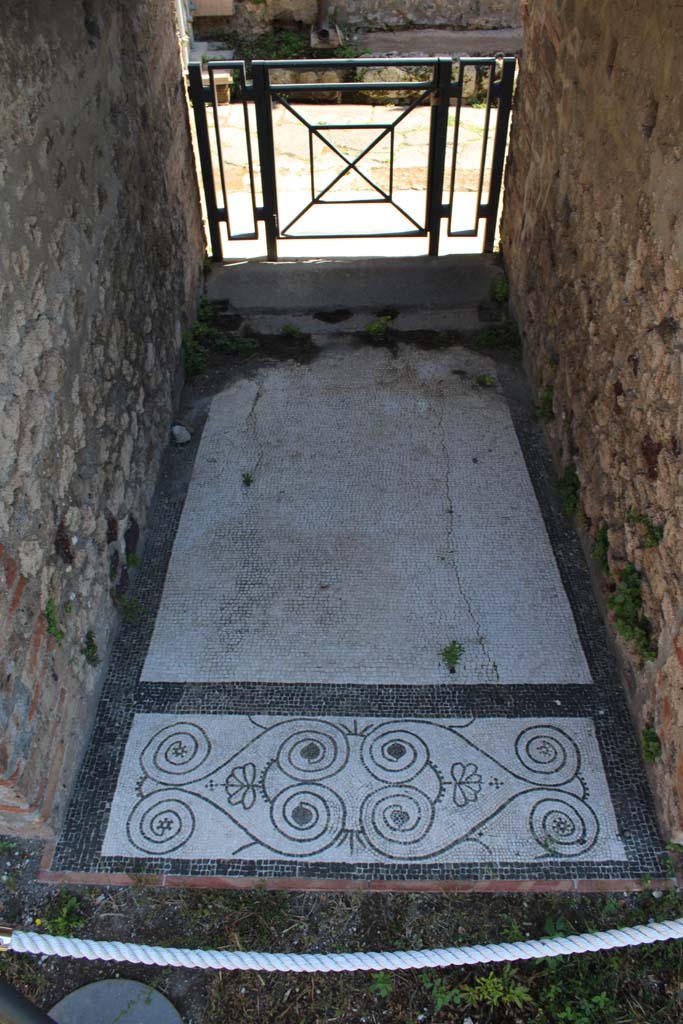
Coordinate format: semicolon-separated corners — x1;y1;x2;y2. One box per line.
556;465;580;517
441;640;465;673
608;563;657;663
592;523;609;574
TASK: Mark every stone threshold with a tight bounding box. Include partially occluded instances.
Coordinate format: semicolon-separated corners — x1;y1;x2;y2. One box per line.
38;860;674;896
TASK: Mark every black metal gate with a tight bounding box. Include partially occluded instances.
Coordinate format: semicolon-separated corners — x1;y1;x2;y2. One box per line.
189;57;515;261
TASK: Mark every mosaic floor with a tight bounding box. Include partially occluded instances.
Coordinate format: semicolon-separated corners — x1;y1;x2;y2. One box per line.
142;348;590;686
47;342;665;886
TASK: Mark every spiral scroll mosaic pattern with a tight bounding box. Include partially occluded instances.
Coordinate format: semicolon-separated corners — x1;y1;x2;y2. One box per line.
102;713;625;865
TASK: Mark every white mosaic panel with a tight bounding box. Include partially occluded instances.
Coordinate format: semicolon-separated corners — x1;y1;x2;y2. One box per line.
102;713;624;863
142;346;591;685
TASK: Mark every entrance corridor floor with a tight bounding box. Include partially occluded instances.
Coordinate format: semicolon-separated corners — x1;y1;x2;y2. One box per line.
44;308;666;890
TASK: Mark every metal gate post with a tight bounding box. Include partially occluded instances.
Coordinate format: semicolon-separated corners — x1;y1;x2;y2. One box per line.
188;63;223;262
252;62;279;261
426;58;452;257
484;57;516;253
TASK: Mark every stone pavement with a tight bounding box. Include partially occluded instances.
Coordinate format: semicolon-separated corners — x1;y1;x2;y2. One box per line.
44;263;666;888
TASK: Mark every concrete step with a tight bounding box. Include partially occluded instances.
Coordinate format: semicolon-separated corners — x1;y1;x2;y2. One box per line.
235;307;487;337
207;254;502;318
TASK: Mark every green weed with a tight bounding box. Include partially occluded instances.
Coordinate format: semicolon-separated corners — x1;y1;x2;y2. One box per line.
368;971;394;999
544;913;574;937
441;640;465;673
499;915;525;942
45;599;65;646
608;562;657;662
421;972;461;1012
334;43;368;59
491;277;510;303
126;551;141;568
626;507;664;548
460;965;532;1011
226;28;310;64
241;471;253;487
537;384;555;423
219;336;259;358
41;891;84;938
540;834;558;855
475;373;497;387
2;870;18;892
364;315;393;339
197;298;217;323
81;630;100;667
182;329;207;378
281;323;303;337
557;465;580;517
592;523;609;574
475;319;521;351
117;594;141;624
641;720;663;763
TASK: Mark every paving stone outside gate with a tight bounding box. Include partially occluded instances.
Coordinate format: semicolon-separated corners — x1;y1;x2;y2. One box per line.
44;263;668;889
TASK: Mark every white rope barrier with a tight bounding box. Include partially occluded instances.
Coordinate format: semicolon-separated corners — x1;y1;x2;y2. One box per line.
1;918;682;974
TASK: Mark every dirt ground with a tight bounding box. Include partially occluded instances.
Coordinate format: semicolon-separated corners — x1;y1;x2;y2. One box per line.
1;837;682;1023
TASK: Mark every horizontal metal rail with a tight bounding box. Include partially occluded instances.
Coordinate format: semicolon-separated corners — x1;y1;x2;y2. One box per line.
269;81;431;93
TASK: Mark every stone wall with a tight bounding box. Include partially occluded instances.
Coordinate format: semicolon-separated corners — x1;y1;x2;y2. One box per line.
0;0;204;835
334;0;520;32
501;1;683;839
194;0;520;39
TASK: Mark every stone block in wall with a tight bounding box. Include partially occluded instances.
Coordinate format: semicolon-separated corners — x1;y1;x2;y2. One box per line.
356;64;432;103
461;65;477;101
270;67;343;101
267;0;316;25
332;0;521;33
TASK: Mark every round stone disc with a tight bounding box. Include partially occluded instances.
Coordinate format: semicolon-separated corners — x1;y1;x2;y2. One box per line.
49;979;183;1024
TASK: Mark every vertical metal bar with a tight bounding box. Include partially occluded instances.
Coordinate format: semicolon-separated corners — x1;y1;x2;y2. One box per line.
447;61;465;235
474;63;495;233
484;57;516;253
252;62;279;261
389;127;394;199
425;58;452;257
188;63;223;262
208;66;231;239
240;67;260;231
309;128;315;200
